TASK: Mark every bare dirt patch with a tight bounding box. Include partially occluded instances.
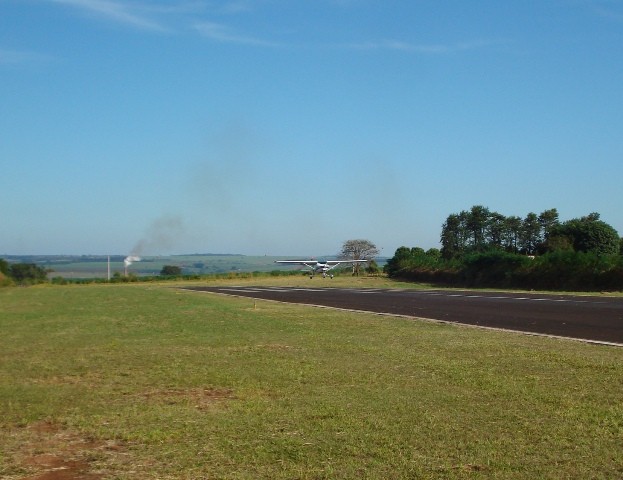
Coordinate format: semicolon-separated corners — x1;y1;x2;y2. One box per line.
4;421;129;480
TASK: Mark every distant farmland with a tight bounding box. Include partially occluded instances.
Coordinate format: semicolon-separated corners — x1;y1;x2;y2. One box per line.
3;254;386;279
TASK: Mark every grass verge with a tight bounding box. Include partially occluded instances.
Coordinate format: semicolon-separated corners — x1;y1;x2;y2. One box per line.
1;281;622;479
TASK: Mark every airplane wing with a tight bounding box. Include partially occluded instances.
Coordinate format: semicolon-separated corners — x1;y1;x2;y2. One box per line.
322;259;369;272
325;259;368;265
275;260;316;265
274;260;319;270
275;260;367;265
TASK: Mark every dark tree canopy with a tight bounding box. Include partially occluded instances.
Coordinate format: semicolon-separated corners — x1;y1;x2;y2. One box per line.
384;245;442;277
160;265;183;276
440;206;620;259
548;215;620;255
9;263;48;284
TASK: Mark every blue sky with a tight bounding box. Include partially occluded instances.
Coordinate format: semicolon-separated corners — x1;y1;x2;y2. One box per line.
2;0;622;257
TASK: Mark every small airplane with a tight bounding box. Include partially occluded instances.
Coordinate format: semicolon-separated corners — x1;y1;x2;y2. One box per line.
275;258;368;278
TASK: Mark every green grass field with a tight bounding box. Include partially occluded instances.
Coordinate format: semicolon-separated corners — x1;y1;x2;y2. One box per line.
1;278;622;479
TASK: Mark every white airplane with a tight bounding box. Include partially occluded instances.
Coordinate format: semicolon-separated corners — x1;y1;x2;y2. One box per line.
275;258;368;278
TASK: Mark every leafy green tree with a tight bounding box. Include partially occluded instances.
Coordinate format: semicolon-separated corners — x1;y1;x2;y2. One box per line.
548;215;619;255
384;246;412;276
385;246;443;277
440;206;617;259
503;216;522;253
160;265;182;276
440;213;466;259
9;263;48;284
488;212;507;249
393;246;412;260
366;259;380;275
426;248;441;260
542;235;574;253
538;208;559;240
520;212;541;254
466;205;490;250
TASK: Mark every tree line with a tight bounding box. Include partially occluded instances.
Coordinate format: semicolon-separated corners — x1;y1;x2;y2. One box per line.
386;206;623;291
440;206;620;258
0;259;48;286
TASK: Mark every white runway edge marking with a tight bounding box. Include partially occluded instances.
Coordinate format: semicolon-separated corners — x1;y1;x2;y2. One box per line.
288;288;325;292
182;288;622;348
227;287;606;305
220;288;265;293
408;290;602;305
287;285;612;307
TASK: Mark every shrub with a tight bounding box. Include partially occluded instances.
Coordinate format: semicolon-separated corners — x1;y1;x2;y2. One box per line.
160;265;182;276
9;263;48;285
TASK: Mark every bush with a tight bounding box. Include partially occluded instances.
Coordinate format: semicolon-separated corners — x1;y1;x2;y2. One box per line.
0;271;13;287
160;265;182;276
9;263;48;285
462;250;532;287
386;248;623;291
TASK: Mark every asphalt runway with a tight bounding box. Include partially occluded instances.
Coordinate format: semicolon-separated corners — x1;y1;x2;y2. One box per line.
183;286;623;346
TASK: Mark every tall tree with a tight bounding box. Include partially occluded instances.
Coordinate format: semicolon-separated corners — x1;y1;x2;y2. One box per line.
538;208;559;240
466;205;490;250
440;212;469;259
503;216;523;253
487;212;507;249
521;212;541;254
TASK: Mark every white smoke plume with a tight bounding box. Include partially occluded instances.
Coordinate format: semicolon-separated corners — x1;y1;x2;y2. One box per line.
124;255;141;267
